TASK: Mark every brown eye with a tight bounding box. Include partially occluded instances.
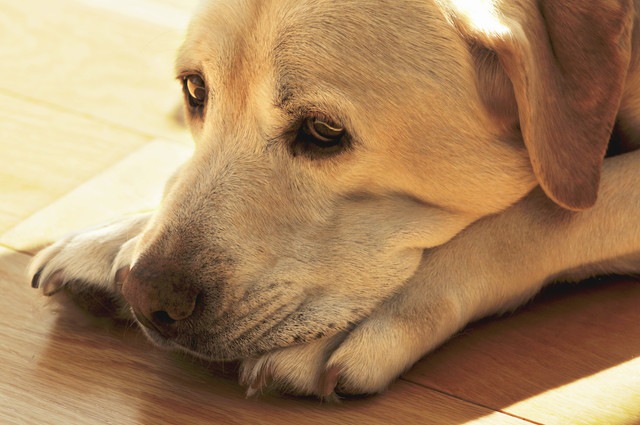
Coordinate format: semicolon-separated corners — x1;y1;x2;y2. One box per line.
183;74;206;108
292;116;348;158
303;117;345;147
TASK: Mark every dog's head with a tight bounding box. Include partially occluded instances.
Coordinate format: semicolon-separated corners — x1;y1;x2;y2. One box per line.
121;0;632;359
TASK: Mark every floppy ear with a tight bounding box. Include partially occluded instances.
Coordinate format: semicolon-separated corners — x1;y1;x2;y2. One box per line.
444;0;633;210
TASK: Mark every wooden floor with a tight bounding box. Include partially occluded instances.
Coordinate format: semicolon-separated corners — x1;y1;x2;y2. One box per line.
1;1;639;424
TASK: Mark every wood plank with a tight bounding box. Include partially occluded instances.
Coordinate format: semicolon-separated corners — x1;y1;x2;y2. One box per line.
0;248;530;425
404;278;640;425
0;139;192;253
0;94;151;234
0;0;195;143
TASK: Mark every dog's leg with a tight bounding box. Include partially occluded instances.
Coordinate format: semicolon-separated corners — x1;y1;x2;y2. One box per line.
242;150;640;397
323;150;640;395
29;213;151;319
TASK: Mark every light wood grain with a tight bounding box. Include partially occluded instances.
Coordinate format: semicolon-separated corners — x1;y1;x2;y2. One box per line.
0;249;529;424
0;94;150;234
404;280;640;424
0;139;192;253
0;0;195;143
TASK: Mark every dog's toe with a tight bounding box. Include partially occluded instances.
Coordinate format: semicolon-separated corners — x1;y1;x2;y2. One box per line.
318;365;341;397
40;270;66;296
241;358;273;397
324;316;420;396
239;333;346;397
27;219;145;322
238;321;409;398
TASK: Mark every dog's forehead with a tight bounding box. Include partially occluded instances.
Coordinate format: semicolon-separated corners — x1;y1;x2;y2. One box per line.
177;0;469;101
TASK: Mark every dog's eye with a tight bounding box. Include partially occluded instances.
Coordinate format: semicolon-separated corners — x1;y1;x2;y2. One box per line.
183;74;207;108
293;117;347;157
304;118;344;144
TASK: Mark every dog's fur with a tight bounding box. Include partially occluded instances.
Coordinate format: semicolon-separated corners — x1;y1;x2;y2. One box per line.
30;0;640;397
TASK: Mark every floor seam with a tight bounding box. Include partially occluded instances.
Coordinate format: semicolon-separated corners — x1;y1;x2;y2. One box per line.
399;378;542;424
0;243;34;256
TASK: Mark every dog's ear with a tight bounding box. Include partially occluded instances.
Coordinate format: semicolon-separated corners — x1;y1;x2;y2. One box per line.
443;0;633;210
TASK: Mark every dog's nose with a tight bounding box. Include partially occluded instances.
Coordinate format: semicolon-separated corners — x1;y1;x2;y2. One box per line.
121;261;202;337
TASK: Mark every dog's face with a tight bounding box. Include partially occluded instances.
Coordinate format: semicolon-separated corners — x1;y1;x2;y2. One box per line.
122;0;541;359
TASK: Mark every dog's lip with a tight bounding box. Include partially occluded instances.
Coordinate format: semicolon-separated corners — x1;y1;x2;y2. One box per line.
134;314;348;361
137;324;182;351
130;294;359;360
131;308;157;332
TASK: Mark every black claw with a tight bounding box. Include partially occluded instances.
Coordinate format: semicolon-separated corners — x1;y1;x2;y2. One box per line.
31;268;43;289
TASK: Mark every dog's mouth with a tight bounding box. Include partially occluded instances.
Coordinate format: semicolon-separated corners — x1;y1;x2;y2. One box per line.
118;260;370;360
130;298;357;361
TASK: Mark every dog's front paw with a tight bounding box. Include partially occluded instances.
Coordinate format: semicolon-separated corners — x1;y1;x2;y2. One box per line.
240;299;460;399
239;333;347;399
324;316;421;395
239;316;422;398
29;215;148;319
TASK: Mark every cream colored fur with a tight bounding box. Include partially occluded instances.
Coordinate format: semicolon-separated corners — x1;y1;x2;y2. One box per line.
30;0;640;397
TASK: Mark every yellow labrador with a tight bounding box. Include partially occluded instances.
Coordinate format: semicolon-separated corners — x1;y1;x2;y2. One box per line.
30;0;640;397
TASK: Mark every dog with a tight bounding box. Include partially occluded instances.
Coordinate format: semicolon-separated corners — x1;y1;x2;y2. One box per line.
29;0;640;397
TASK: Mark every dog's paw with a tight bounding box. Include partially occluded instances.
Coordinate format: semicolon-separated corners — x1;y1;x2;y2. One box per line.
239;333;347;399
324;315;420;395
29;216;147;319
239;314;421;398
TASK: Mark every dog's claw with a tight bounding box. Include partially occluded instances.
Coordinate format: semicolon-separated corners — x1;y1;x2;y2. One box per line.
31;268;43;289
253;363;272;390
319;365;341;397
245;386;258;398
31;264;66;295
242;361;273;397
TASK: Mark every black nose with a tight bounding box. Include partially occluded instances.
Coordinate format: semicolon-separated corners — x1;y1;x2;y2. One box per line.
122;260;202;337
